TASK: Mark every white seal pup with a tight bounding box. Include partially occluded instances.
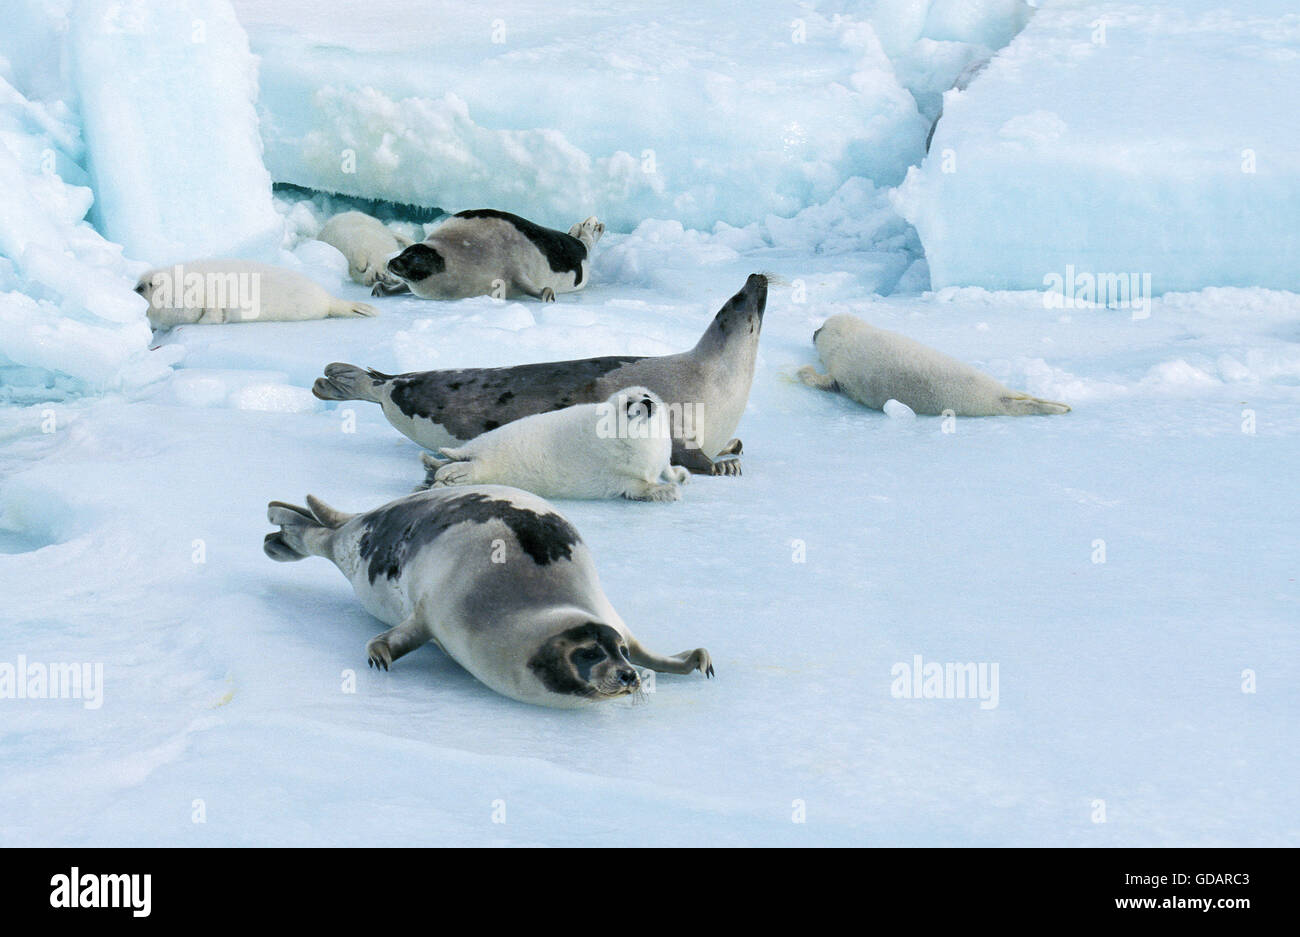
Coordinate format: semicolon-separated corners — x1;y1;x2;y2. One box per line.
316;210;413;288
372;209;604;302
263;485;714;708
135;259;376;329
312;274;767;475
419;387;688;502
798;313;1071;416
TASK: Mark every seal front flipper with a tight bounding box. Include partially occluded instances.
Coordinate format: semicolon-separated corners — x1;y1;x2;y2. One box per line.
366;610;434;672
371;279;411;297
715;438;742;458
417;451;452;490
659;465;690;485
626;638;714;678
416;449;478;488
797;365;838;392
513;272;556;302
673;446;741;477
621;480;682;503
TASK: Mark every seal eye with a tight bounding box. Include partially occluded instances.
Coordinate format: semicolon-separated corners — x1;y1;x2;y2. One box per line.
579;646;604;663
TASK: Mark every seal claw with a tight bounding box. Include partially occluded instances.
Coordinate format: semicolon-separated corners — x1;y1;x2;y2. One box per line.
366;637;394;672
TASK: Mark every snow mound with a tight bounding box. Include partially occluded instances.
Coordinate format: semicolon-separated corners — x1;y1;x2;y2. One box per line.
69;0;281;264
232;1;1033;230
894;0;1300;293
0;50;167;399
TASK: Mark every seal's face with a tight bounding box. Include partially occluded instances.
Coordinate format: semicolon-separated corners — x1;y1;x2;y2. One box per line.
616;387;672;441
387;243;446;286
710;273;769;339
618;386;660;424
626;392;654;420
527;622;641;702
812;315;851;354
133;275;157;306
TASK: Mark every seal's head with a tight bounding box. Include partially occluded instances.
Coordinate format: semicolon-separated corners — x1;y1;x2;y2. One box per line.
133;272;164;307
386;242;446;288
811;313;856;354
527;621;641;703
701;273;769;348
608;385;667;430
133;271;170;328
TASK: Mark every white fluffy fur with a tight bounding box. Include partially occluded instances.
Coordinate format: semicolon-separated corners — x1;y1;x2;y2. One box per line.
421;386;687;501
136;259;376;329
799;313;1070;417
317;211;412;287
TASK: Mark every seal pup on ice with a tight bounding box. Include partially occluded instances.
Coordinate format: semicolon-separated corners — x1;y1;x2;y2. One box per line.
798;313;1070;416
372;209;604;302
419;386;687;502
316;210;413;288
313;273;769;475
263;485;714;708
135;259;376;329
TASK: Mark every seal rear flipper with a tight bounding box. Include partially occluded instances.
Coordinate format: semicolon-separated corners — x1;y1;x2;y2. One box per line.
1000;394;1071;416
263;531;305;562
265;499;342;561
304;494;353;528
332;300;377;318
312;362;391;402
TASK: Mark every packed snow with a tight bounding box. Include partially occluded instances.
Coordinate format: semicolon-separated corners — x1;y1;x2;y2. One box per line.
67;0;282;267
234;0;1031;231
895;0;1300;293
1;0;1296;846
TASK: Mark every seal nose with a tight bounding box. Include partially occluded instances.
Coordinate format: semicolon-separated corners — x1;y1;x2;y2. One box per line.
617;668;639;687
